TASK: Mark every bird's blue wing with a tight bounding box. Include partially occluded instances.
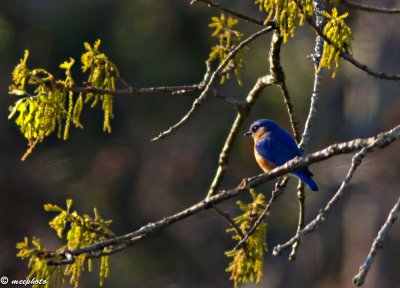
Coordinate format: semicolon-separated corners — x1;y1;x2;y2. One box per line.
255;128;318;191
255;129;302;166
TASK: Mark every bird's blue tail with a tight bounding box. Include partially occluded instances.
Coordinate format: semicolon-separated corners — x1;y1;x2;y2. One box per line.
293;171;319;191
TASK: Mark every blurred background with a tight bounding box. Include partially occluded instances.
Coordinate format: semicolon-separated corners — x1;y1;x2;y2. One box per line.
0;0;399;287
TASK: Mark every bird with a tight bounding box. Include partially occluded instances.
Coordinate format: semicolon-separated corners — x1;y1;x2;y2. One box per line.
244;119;318;191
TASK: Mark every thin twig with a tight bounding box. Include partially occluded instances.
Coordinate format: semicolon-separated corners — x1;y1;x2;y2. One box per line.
342;0;400;14
202;17;277;242
213;206;246;241
207;26;282;198
192;0;268;26
68;83;202;97
353;195;400;286
270;29;304;259
232;31;302;252
298;0;325;150
207;113;252;197
269;28;304;259
234;121;400;250
302;13;400;81
45;124;400;265
272;139;379;256
289;182;305;260
207;74;274;198
151;25;274;142
340;52;400;80
287;0;326;260
278;81;301;142
234;177;289;250
269;30;301;142
210;88;246;110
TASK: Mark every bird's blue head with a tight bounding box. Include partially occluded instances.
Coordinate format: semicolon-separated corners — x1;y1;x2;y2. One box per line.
244;119;279;140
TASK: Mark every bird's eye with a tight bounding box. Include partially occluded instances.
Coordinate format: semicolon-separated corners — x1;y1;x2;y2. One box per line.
251;125;259;132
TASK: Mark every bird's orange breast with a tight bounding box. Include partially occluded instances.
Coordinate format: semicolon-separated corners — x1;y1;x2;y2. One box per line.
254;146;277;173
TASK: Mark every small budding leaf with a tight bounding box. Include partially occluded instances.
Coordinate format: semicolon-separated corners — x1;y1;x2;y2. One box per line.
225;190;268;287
318;8;353;77
81;39;118;133
208;13;246;85
255;0;314;42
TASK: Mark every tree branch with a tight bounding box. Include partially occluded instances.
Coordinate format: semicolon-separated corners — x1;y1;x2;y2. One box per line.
272;135;384;256
234;176;289;250
269;30;301;142
303;13;400;81
213;206;246;241
287;0;326;260
232;29;312;244
68;82;202;97
191;0;268;26
353;195;400;286
206;75;275;197
46;124;400;266
289;182;305;260
151;25;274;142
207;24;284;198
342;0;400;14
340;52;400;80
298;0;325;150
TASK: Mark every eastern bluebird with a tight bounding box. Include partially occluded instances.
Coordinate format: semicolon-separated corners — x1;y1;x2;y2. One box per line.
244;119;318;191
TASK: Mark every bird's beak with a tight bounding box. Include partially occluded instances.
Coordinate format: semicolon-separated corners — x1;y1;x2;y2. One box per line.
243;131;252;136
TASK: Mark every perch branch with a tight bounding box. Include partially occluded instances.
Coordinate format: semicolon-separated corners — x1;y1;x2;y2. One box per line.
45;124;400;265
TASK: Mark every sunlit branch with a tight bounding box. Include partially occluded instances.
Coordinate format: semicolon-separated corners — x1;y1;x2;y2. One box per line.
272;136;383;256
69;83;202;96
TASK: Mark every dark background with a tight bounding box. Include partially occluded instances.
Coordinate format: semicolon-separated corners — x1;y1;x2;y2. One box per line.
0;1;399;287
